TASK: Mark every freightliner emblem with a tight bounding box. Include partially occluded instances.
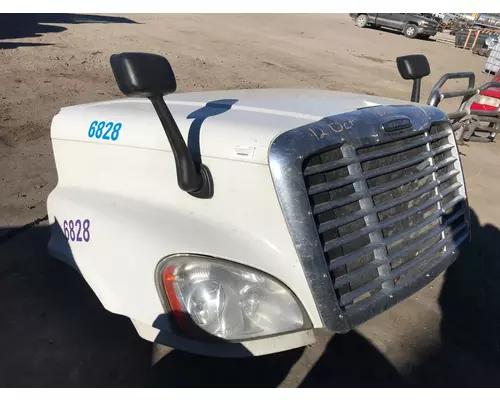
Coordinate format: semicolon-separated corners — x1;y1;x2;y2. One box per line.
382;117;412;133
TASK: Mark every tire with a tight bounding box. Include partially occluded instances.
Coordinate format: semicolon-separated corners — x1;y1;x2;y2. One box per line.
403;24;418;38
355;14;368;28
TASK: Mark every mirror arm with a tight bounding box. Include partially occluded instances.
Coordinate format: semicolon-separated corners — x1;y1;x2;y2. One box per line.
150;96;214;199
411;78;421;103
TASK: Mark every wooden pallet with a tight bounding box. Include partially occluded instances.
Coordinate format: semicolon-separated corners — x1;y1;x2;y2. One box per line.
438;28;500;50
460;28;500;50
436;37;455;45
474;27;500;35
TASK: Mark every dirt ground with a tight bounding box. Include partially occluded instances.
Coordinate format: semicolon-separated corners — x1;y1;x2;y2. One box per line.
1;13;500;387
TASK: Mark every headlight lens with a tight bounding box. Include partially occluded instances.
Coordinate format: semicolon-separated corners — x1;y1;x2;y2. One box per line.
159;255;309;341
475;95;500;108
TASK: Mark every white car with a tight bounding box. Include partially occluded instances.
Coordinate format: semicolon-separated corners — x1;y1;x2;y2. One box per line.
47;52;470;357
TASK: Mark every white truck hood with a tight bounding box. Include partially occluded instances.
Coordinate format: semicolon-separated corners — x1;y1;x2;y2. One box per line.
53;89;411;165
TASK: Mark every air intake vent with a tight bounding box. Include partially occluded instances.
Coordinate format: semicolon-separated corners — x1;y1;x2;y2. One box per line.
302;124;468;312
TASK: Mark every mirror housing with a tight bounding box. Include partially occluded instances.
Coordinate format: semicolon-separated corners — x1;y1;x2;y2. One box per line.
110;52;213;199
396;54;430;80
396;54;431;103
110;52;177;97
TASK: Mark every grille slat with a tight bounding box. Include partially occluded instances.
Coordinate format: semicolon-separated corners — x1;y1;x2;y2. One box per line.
339;222;469;307
441;194;466;213
357;131;450;163
367;165;438;198
323;193;441;250
318;208;368;234
323;187;464;253
306;143;453;181
307;148;455;199
388;220;461;263
339;277;385;306
385;198;466;247
302;123;467;310
308;175;360;196
435;156;458;171
329;243;385;272
437;169;460;185
334;260;386;288
390;223;469;281
319;190;442;234
439;182;463;201
304;156;357;176
329;202;466;289
363;144;454;180
313;192;365;215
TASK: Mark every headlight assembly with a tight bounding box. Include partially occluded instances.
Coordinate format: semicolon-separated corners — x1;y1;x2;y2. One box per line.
158;255;311;341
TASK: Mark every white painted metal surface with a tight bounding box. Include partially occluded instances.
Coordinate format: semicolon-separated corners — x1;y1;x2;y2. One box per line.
47;88;410;356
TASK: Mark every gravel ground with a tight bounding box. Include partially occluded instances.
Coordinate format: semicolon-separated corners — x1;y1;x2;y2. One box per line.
1;13;500;387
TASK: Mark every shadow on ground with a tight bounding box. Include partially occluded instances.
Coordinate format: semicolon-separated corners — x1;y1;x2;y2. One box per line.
0;206;499;387
0;14;137;50
407;208;500;387
0;222;151;387
144;329;405;388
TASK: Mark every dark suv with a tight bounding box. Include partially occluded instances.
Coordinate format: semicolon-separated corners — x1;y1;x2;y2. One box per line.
349;13;439;39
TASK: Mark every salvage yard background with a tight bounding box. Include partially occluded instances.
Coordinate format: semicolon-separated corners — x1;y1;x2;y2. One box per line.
1;13;500;387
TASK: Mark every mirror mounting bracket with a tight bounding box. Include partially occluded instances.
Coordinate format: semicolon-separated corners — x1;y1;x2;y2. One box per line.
150;96;214;199
110;52;213;199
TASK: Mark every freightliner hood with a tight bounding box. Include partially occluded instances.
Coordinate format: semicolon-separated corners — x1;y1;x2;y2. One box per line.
52;89;411;165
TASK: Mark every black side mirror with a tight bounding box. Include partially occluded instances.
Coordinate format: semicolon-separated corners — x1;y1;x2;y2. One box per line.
396;54;431;103
110;52;213;199
110;52;177;97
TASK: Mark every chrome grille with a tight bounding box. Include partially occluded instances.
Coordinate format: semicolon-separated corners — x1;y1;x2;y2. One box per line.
302;125;468;312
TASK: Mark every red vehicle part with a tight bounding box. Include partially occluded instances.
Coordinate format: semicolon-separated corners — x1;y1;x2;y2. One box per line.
470;71;500;111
